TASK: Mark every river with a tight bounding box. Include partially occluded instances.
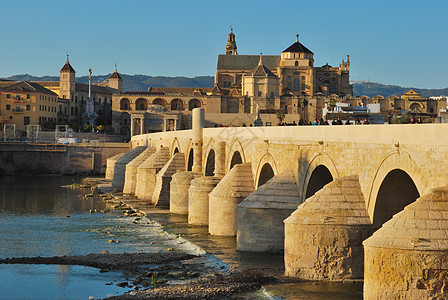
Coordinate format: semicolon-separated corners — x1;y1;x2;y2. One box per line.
0;175;363;299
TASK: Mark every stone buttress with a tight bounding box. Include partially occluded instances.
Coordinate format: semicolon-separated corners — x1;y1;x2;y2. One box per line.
151;153;186;206
123;147;156;195
237;168;300;253
208;163;254;236
105;153;125;181
188;176;222;225
363;186;448;299
284;175;372;280
111;146;146;191
134;147;170;201
170;171;201;214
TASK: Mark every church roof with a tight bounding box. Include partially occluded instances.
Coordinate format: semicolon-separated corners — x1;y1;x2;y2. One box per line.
250;56;277;77
109;65;122;79
60;56;75;73
282;39;313;54
217;54;280;71
0;81;58;96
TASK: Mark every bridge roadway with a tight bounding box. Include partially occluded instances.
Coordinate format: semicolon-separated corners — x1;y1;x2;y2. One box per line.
109;108;448;298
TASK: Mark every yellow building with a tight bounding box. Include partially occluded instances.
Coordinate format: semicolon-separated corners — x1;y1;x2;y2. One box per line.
0;81;59;132
216;30;352;97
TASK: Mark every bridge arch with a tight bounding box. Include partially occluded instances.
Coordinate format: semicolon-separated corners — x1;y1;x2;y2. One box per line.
227;138;246;172
229;151;243;171
171;138;181;157
187;148;194;171
255;152;278;188
205;149;215;176
305;165;333;199
301;152;339;202
368;150;423;224
373;169;420;228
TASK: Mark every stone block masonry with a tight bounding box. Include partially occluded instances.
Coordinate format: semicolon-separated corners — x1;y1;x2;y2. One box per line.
208;163;254;236
123;147;156;195
284;175;372;280
363;186;448;299
237;168;300;253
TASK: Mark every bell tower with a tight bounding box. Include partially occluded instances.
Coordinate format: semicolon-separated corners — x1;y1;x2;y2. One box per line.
59;55;76;100
225;26;237;55
109;64;123;93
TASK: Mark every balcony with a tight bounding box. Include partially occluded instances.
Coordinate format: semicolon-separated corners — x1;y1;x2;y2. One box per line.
13;97;23;103
12;109;24;113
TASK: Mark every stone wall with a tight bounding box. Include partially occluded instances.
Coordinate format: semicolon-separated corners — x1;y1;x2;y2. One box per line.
0;142;129;175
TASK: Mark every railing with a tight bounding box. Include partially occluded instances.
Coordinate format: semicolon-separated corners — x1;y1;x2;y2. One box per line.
12;109;24;113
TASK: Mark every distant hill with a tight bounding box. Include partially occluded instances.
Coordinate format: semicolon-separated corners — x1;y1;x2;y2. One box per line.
3;74;447;98
2;74;215;92
353;82;448;98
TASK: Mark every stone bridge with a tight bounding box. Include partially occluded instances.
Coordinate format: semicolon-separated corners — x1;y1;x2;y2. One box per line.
107;108;448;299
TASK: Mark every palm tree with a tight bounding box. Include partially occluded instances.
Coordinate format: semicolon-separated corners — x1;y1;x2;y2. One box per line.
276;110;285;125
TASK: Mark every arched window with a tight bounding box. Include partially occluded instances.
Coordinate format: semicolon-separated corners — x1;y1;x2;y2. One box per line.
171;99;184;111
135;98;148;110
188;99;201;110
295;61;298;66
120;98;130;110
293;78;300;91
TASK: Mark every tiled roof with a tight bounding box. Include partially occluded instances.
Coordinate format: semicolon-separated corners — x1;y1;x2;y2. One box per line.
251;58;277;77
147;87;214;95
60;57;75;73
0;81;58;96
110;71;122;80
282;41;313;54
75;83;118;94
217;54;280;71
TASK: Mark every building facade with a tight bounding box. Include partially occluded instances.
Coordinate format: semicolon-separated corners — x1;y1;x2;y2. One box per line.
0;81;59;132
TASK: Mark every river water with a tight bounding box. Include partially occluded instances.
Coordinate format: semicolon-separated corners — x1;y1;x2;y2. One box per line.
0;176;363;299
0;176;219;299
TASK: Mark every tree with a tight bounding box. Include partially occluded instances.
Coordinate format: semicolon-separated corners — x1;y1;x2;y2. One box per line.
276;110;285;125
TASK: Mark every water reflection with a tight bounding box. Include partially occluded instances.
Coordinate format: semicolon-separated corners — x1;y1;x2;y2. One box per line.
0;176;104;215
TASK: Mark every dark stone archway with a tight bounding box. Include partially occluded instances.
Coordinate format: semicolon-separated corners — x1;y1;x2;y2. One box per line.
258;163;274;188
373;169;419;228
305;165;333;199
229;151;243;170
205;149;215;176
187;149;193;171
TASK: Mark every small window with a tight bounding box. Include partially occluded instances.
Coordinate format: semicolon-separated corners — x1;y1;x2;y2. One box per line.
16;105;21;111
16;94;21;100
27;94;30;99
6;94;10;99
270;92;274;98
6;104;10;110
26;105;30;111
258;91;262;97
24;116;30;125
295;61;298;66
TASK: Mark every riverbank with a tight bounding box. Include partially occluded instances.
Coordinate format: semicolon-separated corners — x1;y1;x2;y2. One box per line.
80;178;363;299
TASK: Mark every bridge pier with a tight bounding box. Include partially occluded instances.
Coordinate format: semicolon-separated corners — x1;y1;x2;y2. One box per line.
170;171;201;214
188;176;222;225
111;146;146;191
208;163;254;236
105;153;125;180
237;168;300;253
134;147;170;202
151;152;185;206
284;175;372;280
191;108;204;174
363;186;448;299
123;147;156;195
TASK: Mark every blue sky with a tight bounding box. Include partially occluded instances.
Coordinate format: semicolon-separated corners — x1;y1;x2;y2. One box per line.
1;0;447;89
